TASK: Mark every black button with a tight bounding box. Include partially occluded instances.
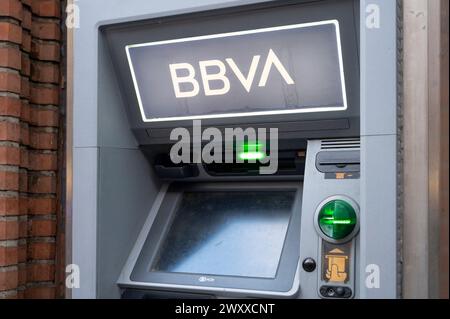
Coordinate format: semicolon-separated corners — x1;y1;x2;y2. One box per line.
335;287;345;296
343;287;353;298
320;286;353;299
326;287;336;297
302;258;316;272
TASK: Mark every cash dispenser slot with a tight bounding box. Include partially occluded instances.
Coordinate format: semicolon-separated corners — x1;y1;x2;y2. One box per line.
204;149;306;176
315;151;360;173
154;154;199;179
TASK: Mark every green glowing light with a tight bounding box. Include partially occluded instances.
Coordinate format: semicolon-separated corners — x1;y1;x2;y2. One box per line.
242;143;263;152
238;142;266;161
318;199;357;240
321;219;353;225
238;151;266;161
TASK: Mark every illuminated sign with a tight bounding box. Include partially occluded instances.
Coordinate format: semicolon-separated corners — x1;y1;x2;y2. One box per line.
126;20;347;123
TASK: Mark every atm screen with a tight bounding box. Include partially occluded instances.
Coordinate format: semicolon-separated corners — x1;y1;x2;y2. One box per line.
152;191;295;278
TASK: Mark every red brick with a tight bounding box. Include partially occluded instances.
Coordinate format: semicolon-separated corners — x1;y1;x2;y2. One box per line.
18;264;26;285
30;61;58;84
20;100;30;122
28;151;56;170
21;7;32;31
19;147;28;169
0;96;21;117
0;195;19;216
30;107;58;127
20;76;30;99
28;174;55;193
28;241;55;260
29;129;57;150
20;53;30;76
0;246;18;266
0;21;22;44
0;0;22;21
29;219;55;237
0;269;18;291
19;170;27;192
0;71;21;93
28;197;54;215
31;0;60;18
31;40;59;62
30;85;59;105
21;29;31;53
22;0;32;8
17;242;26;262
20;123;29;146
31;19;60;40
0;220;19;240
24;285;55;299
0;46;21;70
19;220;26;238
27;263;55;281
0;120;21;142
19;196;27;215
0;145;20;165
0;170;19;190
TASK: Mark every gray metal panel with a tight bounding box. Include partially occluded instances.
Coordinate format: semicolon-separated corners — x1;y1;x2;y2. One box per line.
360;135;397;298
359;0;399;298
72;147;98;299
97;148;160;298
299;140;360;299
360;0;398;136
98;36;139;149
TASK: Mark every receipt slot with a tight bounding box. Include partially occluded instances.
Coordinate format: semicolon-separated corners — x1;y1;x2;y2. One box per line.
71;0;399;299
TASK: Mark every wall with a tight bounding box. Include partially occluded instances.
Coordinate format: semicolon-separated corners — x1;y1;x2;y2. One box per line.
0;0;64;299
402;0;449;299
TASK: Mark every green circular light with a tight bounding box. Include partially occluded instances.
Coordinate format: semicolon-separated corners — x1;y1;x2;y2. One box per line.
318;199;357;240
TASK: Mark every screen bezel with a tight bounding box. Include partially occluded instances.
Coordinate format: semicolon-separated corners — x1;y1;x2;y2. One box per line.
130;182;302;293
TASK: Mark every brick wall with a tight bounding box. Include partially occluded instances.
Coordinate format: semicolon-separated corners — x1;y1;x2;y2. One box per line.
0;0;63;299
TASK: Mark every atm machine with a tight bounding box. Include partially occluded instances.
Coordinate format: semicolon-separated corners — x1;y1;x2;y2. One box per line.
72;0;399;299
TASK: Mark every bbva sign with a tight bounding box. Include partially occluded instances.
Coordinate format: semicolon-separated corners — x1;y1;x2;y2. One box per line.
169;49;295;98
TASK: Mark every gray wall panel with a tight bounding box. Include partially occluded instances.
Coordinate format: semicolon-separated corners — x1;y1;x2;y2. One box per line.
359;0;398;298
97;148;160;298
72;147;98;298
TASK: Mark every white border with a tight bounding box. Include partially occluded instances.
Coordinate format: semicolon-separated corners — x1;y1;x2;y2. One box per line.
125;20;348;123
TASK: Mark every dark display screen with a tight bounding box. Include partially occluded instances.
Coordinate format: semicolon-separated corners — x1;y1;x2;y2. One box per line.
152;191;295;278
126;21;347;122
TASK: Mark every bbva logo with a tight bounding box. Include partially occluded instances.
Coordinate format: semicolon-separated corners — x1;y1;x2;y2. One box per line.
169;49;295;98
